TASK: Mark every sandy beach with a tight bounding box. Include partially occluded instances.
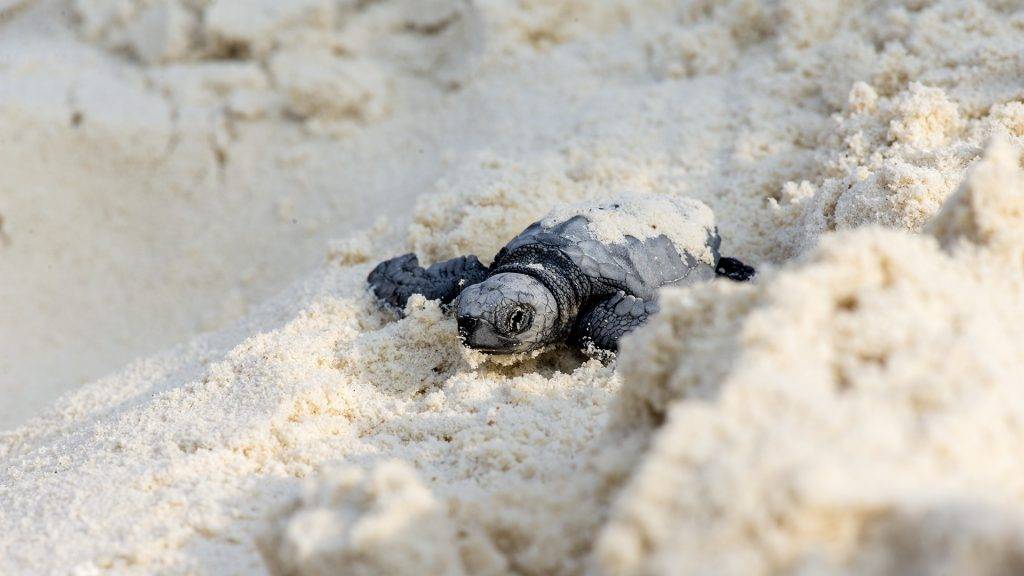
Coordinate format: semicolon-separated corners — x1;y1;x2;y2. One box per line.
3;0;1024;574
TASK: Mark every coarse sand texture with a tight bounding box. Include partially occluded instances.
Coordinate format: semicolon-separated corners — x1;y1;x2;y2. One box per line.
2;0;1024;575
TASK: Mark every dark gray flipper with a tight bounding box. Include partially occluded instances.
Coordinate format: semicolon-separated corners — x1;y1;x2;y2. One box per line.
716;257;756;282
570;291;658;352
367;253;489;312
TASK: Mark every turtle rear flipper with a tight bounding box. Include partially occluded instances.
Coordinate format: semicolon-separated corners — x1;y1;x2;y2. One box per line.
716;257;756;282
570;291;657;353
368;253;489;313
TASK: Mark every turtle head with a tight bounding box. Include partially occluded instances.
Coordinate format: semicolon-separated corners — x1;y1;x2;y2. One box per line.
456;273;559;354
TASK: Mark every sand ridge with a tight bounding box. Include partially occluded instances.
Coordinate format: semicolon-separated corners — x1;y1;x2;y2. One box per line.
2;0;1024;574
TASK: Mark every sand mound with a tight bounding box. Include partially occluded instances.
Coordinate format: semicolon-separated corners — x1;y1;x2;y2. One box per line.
603;139;1024;574
3;0;1024;574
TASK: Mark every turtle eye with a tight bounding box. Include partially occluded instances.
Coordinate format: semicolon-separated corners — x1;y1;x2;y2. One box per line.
505;305;534;335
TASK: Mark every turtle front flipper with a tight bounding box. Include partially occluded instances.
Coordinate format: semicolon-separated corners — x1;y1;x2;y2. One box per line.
367;253;489;313
569;291;658;353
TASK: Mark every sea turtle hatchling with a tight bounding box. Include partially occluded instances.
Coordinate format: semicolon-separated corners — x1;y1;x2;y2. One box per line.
368;195;755;354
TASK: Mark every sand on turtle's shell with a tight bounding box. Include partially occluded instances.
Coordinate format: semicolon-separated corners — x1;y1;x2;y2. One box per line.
540;194;719;265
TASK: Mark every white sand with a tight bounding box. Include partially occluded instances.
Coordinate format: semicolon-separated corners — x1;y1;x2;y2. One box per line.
2;0;1024;574
0;0;497;428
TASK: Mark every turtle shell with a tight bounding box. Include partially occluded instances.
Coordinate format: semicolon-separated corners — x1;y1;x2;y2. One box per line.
496;195;721;300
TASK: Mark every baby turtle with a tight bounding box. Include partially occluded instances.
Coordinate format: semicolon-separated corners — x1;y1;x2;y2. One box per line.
368;195;755;354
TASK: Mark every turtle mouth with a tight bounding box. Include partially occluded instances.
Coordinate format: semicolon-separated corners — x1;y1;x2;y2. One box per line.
467;346;509;355
461;337;520;354
457;315;518;353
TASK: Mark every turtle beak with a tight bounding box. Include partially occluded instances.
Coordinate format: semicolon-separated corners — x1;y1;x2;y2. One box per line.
457;315;516;353
457;316;479;342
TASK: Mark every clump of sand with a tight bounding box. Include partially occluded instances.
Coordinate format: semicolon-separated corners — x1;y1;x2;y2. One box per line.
69;0;481;127
259;460;465;576
3;0;1024;575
